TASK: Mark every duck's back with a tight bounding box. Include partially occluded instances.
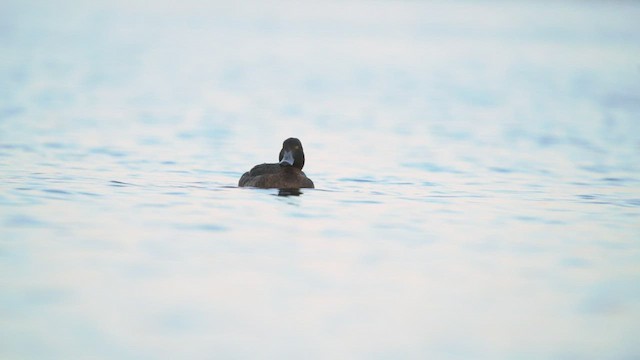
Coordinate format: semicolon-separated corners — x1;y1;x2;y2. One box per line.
238;164;314;188
238;163;279;186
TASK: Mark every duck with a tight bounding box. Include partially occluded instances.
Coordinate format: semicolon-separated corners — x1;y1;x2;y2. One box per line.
238;138;315;189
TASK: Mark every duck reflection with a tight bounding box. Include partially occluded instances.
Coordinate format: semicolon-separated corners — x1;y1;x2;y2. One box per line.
277;188;302;197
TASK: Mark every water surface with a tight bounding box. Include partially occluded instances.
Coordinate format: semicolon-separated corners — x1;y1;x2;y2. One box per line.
1;0;640;359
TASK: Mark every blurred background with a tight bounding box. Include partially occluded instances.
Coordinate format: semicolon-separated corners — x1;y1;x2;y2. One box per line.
1;0;640;359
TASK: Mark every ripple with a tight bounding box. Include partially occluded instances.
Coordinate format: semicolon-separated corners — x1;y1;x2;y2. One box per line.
175;223;228;232
43;142;70;149
626;199;640;207
42;189;71;195
109;180;136;187
603;92;640;109
0;143;34;152
340;199;382;204
602;177;624;182
489;167;515;173
560;257;591;268
89;147;127;157
4;214;47;228
338;177;375;183
163;191;188;196
0;106;25;118
402;162;464;174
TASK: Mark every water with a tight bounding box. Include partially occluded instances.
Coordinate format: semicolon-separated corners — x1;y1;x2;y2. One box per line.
2;0;640;358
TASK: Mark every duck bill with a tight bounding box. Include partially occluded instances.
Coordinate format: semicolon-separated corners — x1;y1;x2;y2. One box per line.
279;150;294;167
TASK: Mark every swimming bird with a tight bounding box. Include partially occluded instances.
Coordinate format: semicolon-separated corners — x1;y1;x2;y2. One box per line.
238;138;314;189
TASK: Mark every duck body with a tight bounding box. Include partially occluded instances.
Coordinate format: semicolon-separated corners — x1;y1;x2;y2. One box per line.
238;164;314;188
238;138;314;189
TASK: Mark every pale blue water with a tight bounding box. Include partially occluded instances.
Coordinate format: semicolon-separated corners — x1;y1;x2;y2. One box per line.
2;1;640;359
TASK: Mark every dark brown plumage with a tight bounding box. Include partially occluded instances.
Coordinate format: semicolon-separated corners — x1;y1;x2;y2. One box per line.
238;138;314;189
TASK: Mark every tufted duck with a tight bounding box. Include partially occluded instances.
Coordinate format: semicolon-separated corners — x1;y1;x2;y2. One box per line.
238;138;314;189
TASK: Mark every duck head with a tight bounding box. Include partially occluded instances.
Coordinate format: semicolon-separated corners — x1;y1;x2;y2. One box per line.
279;138;305;169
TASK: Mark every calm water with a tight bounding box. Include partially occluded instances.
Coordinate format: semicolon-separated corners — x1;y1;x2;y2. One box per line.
2;0;640;359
